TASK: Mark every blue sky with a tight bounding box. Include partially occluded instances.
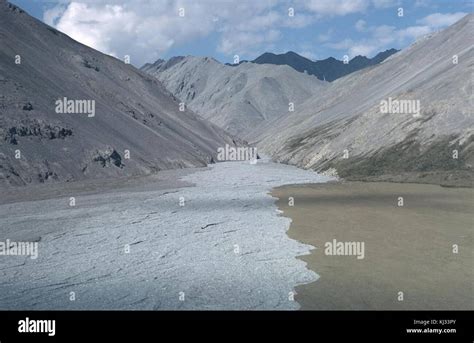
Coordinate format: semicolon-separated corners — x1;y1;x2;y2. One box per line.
9;0;472;66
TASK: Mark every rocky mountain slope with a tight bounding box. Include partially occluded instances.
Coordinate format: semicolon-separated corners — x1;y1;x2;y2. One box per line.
141;56;326;138
0;0;237;187
257;14;473;186
250;49;399;82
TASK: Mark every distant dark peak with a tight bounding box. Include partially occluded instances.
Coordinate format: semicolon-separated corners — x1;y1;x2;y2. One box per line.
255;51;310;61
371;48;400;63
349;55;370;67
143;47;398;82
260;52;277;57
351;55;369;61
251;49;398;82
385;48;399;53
252;53;276;63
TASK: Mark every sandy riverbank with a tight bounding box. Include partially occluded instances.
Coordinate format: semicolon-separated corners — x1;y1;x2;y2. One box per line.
272;181;473;310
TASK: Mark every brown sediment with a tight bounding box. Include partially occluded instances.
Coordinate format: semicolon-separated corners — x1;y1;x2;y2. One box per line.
272;181;474;310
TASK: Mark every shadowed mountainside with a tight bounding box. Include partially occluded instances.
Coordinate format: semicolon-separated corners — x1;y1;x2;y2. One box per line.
0;0;238;186
250;49;398;82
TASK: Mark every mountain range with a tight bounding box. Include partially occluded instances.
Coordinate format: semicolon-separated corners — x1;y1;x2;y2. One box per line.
141;57;326;138
222;48;398;82
143;14;473;186
1;0;472;188
140;49;399;139
256;14;473;186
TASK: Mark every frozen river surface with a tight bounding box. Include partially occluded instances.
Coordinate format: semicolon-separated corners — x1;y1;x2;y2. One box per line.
0;159;331;309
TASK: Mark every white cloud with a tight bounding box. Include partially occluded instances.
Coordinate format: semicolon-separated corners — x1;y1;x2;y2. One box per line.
318;28;334;42
217;10;284;56
302;0;369;16
371;0;399;9
414;0;431;8
47;0;352;64
47;1;221;65
417;12;467;28
42;0;467;66
46;0;287;65
397;25;432;40
349;44;378;57
283;13;316;29
327;12;466;58
217;30;281;57
43;5;67;26
355;19;367;32
327;38;354;50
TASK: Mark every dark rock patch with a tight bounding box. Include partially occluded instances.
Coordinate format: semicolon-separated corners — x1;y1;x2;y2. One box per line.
22;102;33;111
3;119;73;144
93;148;124;168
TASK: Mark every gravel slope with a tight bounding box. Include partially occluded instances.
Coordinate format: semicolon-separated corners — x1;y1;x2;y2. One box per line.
0;0;236;187
257;14;474;186
141;56;327;139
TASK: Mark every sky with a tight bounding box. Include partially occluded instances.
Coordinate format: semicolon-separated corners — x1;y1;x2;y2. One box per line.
9;0;473;67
